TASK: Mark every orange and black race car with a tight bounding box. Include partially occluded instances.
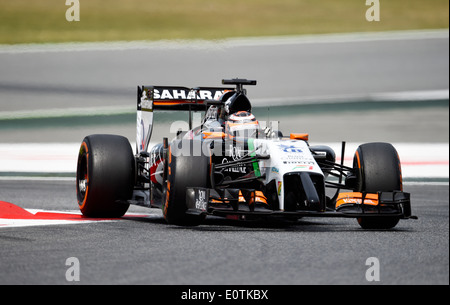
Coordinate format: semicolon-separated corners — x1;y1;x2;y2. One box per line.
76;79;417;229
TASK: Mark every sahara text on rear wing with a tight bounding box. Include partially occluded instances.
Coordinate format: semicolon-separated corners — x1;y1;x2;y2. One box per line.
136;85;234;153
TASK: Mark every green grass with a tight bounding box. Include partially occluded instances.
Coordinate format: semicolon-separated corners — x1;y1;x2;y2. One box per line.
0;0;448;44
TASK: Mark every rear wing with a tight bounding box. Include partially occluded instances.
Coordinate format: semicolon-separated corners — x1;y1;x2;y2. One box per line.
138;86;234;111
136;85;234;153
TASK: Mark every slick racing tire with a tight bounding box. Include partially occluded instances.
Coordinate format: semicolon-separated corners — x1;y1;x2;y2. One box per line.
76;134;134;217
353;142;403;229
163;139;209;226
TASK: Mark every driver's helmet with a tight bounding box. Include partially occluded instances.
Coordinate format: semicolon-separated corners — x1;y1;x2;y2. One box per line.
220;92;252;123
225;111;260;139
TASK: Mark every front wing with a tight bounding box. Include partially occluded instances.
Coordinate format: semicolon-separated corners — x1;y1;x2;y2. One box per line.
185;187;417;220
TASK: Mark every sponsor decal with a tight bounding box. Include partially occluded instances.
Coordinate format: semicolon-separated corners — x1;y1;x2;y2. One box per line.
292;165;314;171
283;160;315;164
152;88;229;100
340;197;377;205
140;89;153;110
277;181;282;196
195;189;208;211
278;144;303;153
229;144;244;161
337;193;379;206
222;158;247;174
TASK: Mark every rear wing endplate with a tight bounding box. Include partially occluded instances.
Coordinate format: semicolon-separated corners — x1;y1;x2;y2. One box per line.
136;86;234;153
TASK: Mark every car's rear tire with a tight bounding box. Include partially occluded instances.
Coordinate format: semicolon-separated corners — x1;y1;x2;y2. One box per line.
162;139;209;226
353;142;402;229
76;134;134;217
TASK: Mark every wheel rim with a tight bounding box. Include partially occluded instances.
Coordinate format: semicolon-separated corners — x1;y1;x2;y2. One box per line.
76;148;89;206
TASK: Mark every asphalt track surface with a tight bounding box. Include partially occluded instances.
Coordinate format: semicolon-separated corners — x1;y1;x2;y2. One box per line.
0;32;449;286
0;180;448;285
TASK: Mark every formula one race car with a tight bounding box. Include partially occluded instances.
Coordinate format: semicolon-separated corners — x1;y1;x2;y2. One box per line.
76;79;416;229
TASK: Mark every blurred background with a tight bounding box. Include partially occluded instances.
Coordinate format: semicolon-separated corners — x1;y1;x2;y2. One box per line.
1;0;448;43
0;0;448;178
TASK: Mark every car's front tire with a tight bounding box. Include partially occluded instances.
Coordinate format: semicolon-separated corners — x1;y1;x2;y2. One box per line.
162;139;209;226
353;142;403;229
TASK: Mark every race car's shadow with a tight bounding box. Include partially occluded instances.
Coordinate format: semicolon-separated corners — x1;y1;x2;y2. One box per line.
197;217;335;232
123;213;335;231
202;216;416;232
123;213;412;232
170;216;374;232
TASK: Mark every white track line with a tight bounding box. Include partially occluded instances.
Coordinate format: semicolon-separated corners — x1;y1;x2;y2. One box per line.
0;29;448;54
0;142;448;178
